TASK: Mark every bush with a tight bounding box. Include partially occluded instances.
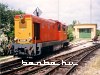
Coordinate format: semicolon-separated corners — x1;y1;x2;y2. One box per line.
96;30;100;36
67;30;74;41
67;25;74;41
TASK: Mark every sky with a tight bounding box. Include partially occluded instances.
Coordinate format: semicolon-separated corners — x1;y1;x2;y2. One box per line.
0;0;100;29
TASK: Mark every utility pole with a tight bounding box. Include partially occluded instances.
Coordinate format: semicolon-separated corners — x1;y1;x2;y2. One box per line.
58;0;59;20
90;0;92;23
36;8;39;17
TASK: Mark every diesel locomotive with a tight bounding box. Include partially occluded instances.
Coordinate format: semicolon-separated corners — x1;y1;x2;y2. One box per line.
13;14;69;58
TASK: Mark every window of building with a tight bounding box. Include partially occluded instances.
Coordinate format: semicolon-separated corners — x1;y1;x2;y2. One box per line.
79;28;91;33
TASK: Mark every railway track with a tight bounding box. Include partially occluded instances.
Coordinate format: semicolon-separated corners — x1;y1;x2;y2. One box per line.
0;43;97;75
0;59;22;73
44;46;97;75
69;41;89;48
23;45;99;75
1;44;99;75
0;51;79;75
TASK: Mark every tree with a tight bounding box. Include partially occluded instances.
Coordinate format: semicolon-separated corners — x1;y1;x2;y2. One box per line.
67;20;77;41
96;29;100;36
67;25;74;41
0;3;24;42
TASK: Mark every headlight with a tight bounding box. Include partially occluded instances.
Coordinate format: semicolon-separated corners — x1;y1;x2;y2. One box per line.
14;37;18;42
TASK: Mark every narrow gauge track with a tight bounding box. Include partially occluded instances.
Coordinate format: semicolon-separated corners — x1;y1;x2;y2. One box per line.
44;45;100;75
1;44;99;75
0;41;92;75
1;48;84;75
23;44;99;75
0;59;22;72
69;41;89;48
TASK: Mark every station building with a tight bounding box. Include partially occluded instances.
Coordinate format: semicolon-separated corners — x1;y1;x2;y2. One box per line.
73;24;97;39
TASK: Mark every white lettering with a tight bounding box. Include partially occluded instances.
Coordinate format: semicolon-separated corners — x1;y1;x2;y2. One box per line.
22;60;78;66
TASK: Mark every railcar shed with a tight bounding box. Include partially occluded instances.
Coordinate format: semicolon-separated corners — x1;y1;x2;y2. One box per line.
74;24;97;39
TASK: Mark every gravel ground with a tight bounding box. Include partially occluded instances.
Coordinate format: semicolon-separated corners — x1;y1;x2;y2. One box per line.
72;48;100;75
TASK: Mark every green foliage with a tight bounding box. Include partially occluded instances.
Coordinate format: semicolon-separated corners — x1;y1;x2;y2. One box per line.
96;29;100;36
0;3;24;41
67;20;76;41
67;26;74;41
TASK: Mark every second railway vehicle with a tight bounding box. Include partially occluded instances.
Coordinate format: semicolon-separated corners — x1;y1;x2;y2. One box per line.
12;14;69;58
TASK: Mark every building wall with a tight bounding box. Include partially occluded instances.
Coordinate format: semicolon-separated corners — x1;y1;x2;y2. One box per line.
74;24;97;39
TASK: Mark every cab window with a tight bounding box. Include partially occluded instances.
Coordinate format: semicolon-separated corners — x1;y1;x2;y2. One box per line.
62;25;66;31
58;24;61;31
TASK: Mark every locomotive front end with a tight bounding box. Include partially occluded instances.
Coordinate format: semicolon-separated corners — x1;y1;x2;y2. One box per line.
13;14;42;58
